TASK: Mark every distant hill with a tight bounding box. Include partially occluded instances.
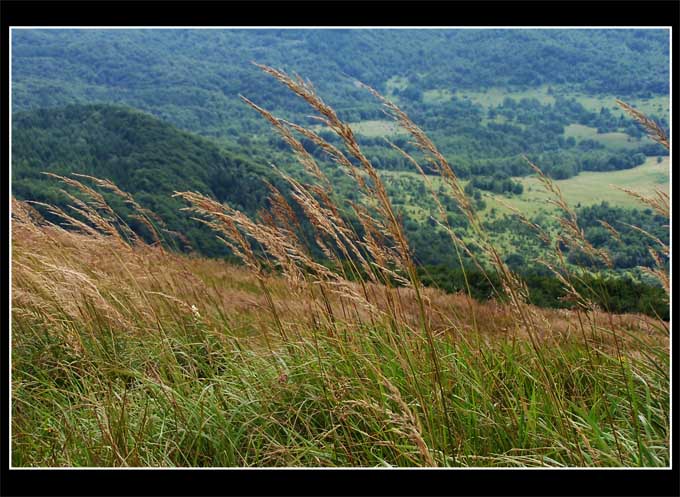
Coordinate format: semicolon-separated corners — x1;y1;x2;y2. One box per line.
12;29;670;139
12;104;274;256
10;31;670;269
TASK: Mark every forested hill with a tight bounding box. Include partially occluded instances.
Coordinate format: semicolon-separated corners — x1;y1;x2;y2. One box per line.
12;104;274;256
12;29;669;138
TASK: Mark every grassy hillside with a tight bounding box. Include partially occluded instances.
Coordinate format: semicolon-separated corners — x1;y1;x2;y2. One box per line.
11;64;670;468
11;189;669;468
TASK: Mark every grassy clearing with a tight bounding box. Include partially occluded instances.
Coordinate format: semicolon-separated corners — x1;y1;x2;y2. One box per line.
311;119;405;138
386;75;409;94
479;115;523;128
382;156;669;220
12;67;670;468
563;124;654;151
457;85;556;108
488;156;670;216
564;92;669;118
455;85;669;118
423;89;453;104
349;120;406;137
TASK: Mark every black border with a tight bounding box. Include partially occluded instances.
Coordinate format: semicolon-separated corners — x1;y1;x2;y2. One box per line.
2;1;678;496
0;0;679;27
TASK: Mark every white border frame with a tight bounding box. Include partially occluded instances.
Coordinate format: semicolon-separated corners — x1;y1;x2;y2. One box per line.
7;25;673;471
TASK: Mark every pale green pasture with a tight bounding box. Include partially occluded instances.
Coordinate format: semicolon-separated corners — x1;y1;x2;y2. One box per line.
563;123;600;139
349;120;405;137
380;156;669;221
385;75;409;93
562;92;669;117
486;156;669;216
311;119;405;138
423;89;453;104
455;85;668;118
457;85;556;108
563;124;654;150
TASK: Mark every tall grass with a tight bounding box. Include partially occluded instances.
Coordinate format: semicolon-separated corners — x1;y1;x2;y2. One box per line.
11;70;669;467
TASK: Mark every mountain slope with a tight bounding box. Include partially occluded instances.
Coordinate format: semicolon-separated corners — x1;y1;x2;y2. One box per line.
12;104;274;256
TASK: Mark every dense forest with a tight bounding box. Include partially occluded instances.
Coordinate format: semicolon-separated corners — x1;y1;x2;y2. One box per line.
12;105;274;256
12;30;669;180
12;29;669;114
418;264;668;320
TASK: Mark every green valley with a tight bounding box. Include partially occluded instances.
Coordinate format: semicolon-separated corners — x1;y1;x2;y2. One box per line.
11;29;670;304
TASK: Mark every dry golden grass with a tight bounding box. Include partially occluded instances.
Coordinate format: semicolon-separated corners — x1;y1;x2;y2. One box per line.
13;65;669;361
12;195;666;357
10;69;669;468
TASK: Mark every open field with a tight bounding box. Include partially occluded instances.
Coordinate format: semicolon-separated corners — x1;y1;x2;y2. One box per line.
563;92;669;118
452;86;668;117
312;119;406;138
348;119;406;137
423;89;453;104
386;75;409;93
456;85;556;108
382;156;669;220
489;156;670;216
563;124;654;151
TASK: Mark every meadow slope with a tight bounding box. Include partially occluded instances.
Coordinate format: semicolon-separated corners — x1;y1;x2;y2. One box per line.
11;199;670;467
11;65;670;468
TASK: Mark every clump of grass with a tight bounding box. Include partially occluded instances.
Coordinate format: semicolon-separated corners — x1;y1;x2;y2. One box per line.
11;70;669;467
